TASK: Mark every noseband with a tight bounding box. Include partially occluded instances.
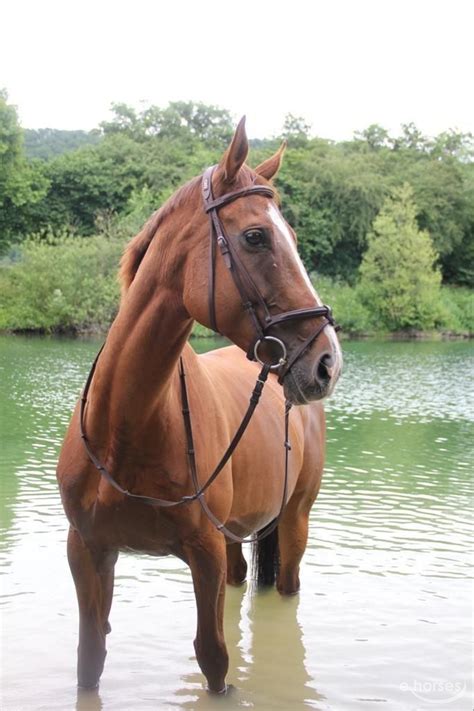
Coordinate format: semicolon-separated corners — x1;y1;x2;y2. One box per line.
203;166;336;380
79;167;339;544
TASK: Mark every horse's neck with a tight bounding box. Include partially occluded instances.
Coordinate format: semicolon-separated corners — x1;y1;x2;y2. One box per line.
86;274;194;439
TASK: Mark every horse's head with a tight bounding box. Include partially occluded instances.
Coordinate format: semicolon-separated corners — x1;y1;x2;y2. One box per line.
182;118;342;404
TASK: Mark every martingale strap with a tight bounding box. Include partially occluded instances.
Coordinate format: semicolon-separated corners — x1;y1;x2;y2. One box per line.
79;347;289;541
179;358;291;544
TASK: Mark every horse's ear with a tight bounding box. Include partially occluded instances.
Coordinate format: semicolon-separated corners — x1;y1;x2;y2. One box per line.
219;116;249;183
255;140;287;180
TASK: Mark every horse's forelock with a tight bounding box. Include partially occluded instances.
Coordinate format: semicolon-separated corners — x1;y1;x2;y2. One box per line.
239;164;280;201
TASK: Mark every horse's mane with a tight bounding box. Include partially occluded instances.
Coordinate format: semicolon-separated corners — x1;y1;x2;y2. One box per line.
119;176;202;297
119;165;268;297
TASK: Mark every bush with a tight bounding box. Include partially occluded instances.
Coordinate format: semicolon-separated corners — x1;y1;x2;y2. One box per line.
312;275;473;336
438;286;474;333
0;233;123;332
0;233;470;337
312;274;375;334
359;184;442;330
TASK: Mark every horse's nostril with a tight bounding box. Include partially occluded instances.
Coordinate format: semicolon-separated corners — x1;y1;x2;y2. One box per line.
321;352;335;369
316;352;334;384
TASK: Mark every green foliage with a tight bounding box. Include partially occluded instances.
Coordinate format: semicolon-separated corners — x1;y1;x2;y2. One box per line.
281;113;312;147
437;286;474;333
314;273;473;335
276;141;386;281
23;107;227;239
25;133;146;235
341;124;474;282
101;100;234;149
311;274;375;334
23;128;101;159
112;186;161;239
0;89;22;164
0;231;469;335
0;234;123;332
359;185;442;330
354;124;391;150
191;322;214;338
1;97;473;293
0;90;49;250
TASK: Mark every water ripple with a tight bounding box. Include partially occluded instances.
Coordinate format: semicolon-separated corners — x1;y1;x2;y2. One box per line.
0;335;472;710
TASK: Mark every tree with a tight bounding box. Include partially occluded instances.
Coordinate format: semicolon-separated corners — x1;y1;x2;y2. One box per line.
281;113;312;146
23;128;101;159
354;124;391;150
392;122;430;152
27;133;146;234
276;139;386;281
100;103;145;142
101;101;233;149
359;184;442;330
4;99;472;287
0;90;49;251
430;129;474;162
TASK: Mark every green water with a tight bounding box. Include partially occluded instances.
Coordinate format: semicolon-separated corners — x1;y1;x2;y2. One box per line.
0;335;472;710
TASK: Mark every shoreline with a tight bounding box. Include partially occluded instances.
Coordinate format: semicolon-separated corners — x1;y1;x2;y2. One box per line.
1;327;471;341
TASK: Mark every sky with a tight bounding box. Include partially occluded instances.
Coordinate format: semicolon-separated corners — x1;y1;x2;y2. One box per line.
1;0;473;141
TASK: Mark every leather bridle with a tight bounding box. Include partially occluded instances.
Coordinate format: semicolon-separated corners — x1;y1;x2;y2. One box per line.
79;167;339;544
202;165;336;380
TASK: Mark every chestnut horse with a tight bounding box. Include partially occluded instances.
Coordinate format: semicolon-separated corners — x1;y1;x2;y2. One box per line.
57;118;342;694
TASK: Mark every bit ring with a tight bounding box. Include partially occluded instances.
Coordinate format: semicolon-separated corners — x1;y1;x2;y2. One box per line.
254;336;288;371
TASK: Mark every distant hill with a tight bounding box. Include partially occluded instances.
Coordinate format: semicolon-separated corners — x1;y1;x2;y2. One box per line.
23;128;102;159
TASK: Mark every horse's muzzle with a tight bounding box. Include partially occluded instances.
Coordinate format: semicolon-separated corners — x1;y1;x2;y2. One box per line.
282;348;342;404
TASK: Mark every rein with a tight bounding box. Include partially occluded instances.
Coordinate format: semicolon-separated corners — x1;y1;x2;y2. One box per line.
79;167;338;543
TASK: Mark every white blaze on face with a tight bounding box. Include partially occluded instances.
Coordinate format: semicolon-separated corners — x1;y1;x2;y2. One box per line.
267;203;321;303
267;203;343;369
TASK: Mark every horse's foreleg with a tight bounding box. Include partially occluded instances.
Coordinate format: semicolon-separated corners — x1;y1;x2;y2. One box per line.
226;543;247;585
276;496;312;595
67;526;117;688
185;534;229;693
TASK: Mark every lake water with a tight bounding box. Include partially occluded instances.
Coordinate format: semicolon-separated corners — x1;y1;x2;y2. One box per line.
0;335;472;711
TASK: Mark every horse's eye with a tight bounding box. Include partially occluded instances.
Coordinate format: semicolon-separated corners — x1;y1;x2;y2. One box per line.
244;229;266;247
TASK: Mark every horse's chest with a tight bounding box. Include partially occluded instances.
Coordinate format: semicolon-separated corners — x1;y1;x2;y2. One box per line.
72;496;189;558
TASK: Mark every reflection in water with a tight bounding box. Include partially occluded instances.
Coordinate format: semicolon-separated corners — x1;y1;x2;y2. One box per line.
0;336;473;710
76;688;103;711
238;589;325;709
178;587;325;710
